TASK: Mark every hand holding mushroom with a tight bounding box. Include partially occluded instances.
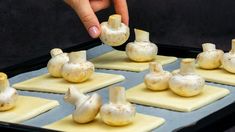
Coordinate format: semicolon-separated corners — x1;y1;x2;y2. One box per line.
0;72;18;111
196;43;224;69
222;39;235;73
100;86;136;126
99;14;130;46
64;86;102;123
169;59;205;97
144;62;172;91
62;51;94;83
47;48;69;77
126;29;158;62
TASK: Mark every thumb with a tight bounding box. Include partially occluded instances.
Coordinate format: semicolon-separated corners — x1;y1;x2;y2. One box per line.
65;0;101;38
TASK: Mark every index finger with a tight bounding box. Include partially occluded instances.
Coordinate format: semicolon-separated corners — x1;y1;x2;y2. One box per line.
113;0;129;25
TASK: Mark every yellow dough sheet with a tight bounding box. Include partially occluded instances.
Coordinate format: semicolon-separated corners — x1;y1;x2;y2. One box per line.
173;66;235;86
90;50;177;72
13;72;125;94
0;96;59;123
126;83;230;112
44;113;165;132
195;67;235;86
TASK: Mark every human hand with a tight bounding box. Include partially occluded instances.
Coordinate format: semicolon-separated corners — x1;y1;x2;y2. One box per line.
64;0;129;38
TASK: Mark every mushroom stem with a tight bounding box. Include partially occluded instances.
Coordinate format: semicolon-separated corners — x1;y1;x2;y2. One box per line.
149;62;163;73
50;48;63;57
134;29;150;42
231;39;235;54
202;43;216;52
108;14;121;29
0;72;9;92
69;51;87;63
179;59;195;75
64;86;89;106
109;87;126;104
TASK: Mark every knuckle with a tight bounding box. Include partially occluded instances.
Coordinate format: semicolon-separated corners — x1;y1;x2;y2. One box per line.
81;13;94;24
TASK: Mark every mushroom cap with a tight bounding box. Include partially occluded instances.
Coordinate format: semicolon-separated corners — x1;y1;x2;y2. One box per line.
197;45;224;69
169;74;205;97
126;42;158;62
100;103;136;126
100;22;130;46
47;53;69;77
222;52;235;73
0;87;18;111
72;93;102;123
144;71;172;91
62;61;94;83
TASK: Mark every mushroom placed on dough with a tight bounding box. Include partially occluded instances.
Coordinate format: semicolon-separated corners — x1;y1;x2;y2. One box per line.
222;39;235;73
47;48;69;77
62;51;94;83
0;72;18;111
144;62;172;91
64;86;102;123
100;86;136;126
169;59;205;97
126;29;158;62
196;43;224;69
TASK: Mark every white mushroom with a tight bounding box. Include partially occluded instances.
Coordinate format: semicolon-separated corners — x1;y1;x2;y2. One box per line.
126;29;158;62
47;48;69;77
222;39;235;73
169;59;205;97
99;14;130;46
0;72;18;111
100;86;136;126
196;43;224;69
62;51;94;83
144;62;172;91
64;86;102;123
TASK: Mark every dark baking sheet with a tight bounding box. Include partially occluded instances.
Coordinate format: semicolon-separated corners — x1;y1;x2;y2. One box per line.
3;43;234;132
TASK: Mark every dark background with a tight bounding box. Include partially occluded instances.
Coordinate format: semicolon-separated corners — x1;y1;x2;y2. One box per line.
1;0;235;69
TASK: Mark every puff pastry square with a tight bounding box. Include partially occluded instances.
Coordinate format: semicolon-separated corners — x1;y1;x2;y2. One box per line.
44;113;165;132
0;96;59;123
195;67;235;86
126;83;230;112
13;73;125;94
90;50;177;72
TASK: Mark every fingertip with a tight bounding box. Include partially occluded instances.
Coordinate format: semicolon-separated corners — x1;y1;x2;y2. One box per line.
88;25;101;38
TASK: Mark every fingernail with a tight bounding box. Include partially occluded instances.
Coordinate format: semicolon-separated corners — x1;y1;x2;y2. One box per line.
88;26;99;38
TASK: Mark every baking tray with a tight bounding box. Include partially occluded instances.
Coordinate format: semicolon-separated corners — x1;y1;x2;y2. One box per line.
1;40;235;132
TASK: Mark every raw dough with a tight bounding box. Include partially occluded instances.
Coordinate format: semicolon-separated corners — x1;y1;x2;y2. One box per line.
0;96;59;123
126;83;230;112
173;66;235;86
13;73;125;94
195;67;235;86
90;50;177;72
44;113;165;132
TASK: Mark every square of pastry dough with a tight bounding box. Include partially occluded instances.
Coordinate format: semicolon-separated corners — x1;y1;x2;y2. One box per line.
195;67;235;86
0;96;59;123
126;83;230;112
174;66;235;86
90;50;177;72
44;113;165;132
13;72;125;94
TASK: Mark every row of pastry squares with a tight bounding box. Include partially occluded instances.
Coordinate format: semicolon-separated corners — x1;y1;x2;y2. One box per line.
43;36;233;131
3;40;234;131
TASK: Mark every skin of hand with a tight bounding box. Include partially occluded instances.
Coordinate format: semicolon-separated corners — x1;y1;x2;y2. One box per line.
64;0;129;38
